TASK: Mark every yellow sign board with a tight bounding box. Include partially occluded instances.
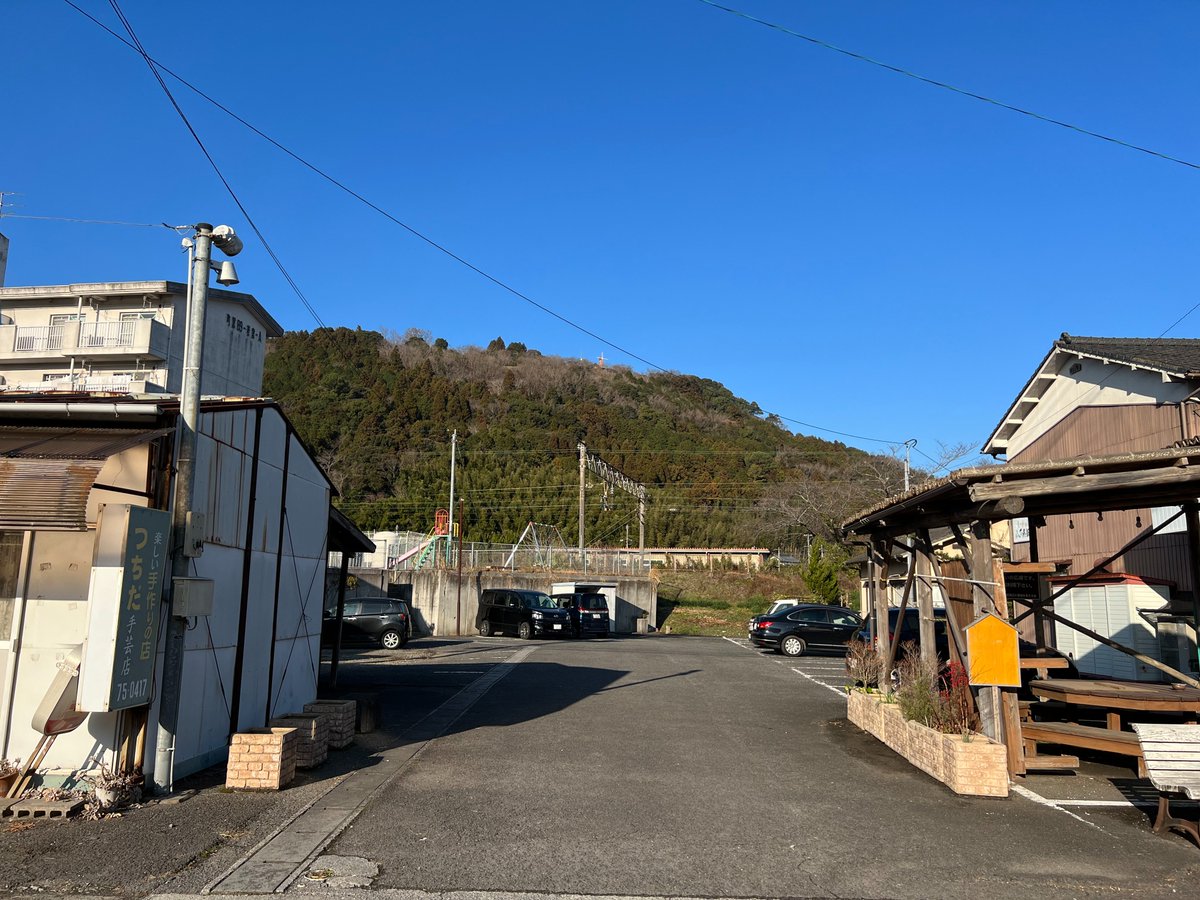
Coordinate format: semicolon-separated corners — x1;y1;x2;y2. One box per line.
965;612;1021;687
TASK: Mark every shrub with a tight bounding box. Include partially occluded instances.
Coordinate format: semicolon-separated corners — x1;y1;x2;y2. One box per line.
894;642;941;727
845;639;883;690
933;662;978;735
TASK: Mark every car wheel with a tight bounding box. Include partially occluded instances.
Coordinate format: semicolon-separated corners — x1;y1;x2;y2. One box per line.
478;619;492;637
780;635;806;657
380;629;402;650
517;621;533;640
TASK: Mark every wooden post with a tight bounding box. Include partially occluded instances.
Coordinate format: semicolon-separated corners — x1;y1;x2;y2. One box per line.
329;553;350;687
872;539;891;688
969;520;999;742
993;556;1026;777
915;540;937;670
1184;502;1200;670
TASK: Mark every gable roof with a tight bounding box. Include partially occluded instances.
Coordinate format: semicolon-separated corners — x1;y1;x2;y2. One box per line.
1056;334;1200;376
982;333;1200;458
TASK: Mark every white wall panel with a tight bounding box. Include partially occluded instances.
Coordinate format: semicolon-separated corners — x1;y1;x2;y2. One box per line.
253;461;283;553
258;409;287;469
236;551;279;729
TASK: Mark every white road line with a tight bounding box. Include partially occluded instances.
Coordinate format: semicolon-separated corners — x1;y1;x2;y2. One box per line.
787;672;844;696
1010;783;1102;829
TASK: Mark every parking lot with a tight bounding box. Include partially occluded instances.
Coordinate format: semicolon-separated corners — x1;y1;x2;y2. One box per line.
14;633;1194;899
304;634;1200;899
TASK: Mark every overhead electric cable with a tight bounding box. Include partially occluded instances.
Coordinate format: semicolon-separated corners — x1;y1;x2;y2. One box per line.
0;212;170;228
68;0;646;367
69;0;935;451
101;0;325;327
694;0;1200;172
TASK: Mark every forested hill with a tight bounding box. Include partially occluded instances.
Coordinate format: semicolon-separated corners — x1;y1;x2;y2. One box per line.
262;328;907;550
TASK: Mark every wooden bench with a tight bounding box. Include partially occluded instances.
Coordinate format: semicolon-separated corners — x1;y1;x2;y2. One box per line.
1132;723;1200;848
1021;721;1146;777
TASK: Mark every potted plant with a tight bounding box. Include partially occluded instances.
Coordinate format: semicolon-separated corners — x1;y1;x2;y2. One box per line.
84;764;141;810
0;758;20;796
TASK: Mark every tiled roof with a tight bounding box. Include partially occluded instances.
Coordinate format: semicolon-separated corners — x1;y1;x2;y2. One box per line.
1057;333;1200;375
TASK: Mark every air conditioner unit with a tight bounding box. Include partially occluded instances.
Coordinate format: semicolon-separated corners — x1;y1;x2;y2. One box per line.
1157;619;1199;676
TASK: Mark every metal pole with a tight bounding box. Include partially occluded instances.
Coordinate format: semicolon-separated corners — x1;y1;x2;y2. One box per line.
578;442;586;572
152;223;213;793
638;487;645;572
447;430;456;565
456;498;464;636
903;438;916;492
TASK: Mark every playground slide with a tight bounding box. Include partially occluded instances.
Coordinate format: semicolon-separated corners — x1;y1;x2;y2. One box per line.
393;535;437;565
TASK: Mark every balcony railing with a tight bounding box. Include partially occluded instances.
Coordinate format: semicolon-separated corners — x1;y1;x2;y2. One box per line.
0;374;163;394
0;318;168;361
14;325;65;352
79;320;136;348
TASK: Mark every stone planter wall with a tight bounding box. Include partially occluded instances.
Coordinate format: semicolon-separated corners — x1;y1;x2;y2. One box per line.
269;713;329;769
847;691;1008;798
226;727;298;790
304;700;357;749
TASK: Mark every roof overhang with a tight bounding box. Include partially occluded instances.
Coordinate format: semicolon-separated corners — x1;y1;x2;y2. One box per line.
328;506;375;554
843;446;1200;540
0;425;173;530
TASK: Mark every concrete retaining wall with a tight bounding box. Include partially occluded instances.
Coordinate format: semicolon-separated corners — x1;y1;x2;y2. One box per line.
341;568;656;637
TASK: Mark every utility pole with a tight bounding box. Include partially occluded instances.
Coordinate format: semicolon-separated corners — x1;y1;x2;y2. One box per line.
903;438;917;492
447;429;457;565
578;442;587;572
152;222;241;794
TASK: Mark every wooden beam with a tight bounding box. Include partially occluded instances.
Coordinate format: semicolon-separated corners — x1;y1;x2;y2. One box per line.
969;465;1200;502
1038;605;1200;689
1010;507;1186;626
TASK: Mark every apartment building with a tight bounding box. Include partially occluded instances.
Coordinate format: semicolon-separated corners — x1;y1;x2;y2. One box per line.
0;280;282;396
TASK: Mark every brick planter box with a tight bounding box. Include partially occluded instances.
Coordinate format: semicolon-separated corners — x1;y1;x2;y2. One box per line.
226;727;297;790
847;690;1008;798
270;713;329;769
304;700;357;749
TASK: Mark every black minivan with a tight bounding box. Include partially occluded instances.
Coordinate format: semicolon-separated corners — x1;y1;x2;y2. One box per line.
477;589;572;639
552;592;611;638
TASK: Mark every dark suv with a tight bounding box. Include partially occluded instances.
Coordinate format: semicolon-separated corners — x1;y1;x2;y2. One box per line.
552;592;611;638
323;599;410;649
749;603;863;657
477;589;571;639
856;607;950;660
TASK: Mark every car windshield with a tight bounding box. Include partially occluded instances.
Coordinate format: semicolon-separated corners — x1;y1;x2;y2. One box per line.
525;593;557;609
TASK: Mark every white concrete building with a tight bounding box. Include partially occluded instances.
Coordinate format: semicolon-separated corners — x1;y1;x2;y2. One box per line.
0;280;281;397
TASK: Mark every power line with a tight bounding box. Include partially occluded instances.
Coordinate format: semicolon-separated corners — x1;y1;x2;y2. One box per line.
770;413;902;446
65;0;911;451
694;0;1200;172
0;212;171;229
101;0;325;328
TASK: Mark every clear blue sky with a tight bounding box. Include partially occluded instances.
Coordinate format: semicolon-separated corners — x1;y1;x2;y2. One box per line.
4;2;1199;466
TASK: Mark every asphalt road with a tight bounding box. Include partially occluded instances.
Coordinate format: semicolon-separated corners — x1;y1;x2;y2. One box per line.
6;635;1200;899
314;635;1200;899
